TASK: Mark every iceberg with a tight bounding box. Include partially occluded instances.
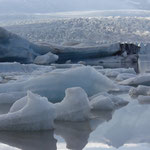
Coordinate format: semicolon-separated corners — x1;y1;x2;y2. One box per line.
54;87;91;121
0;91;55;131
120;74;150;86
51;43;120;63
129;85;150;98
0;66;117;103
34;52;58;65
0;27;57;64
98;68;136;78
138;95;150;104
90;95;115;111
90;92;129;110
0;62;54;74
116;73;136;81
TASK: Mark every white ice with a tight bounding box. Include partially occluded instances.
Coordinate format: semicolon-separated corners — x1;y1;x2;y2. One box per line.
116;73;136;81
120;74;150;86
0;66;117;103
34;52;58;65
90;92;129;110
0;91;55;131
54;87;91;121
129;85;150;98
98;68;136;78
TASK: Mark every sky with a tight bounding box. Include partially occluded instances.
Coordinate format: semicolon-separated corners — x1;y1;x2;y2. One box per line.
0;0;150;13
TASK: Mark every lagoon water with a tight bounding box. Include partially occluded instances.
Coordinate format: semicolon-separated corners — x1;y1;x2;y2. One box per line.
0;93;150;150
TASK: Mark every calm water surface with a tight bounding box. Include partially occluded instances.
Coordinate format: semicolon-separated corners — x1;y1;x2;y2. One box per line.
0;93;150;150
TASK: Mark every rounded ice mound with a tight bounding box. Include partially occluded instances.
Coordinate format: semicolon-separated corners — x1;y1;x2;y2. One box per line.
34;52;58;65
138;95;150;104
54;87;91;121
90;92;129;110
25;66;117;102
129;85;150;98
90;95;115;111
0;91;55;131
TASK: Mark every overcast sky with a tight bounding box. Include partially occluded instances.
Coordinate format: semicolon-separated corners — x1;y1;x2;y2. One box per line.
0;0;150;13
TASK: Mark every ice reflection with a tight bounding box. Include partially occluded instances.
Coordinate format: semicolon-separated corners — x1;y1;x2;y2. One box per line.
0;130;57;150
54;110;113;150
1;102;150;150
89;101;150;149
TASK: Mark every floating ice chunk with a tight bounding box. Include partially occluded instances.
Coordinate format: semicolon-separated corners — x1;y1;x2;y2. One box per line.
98;68;136;78
54;87;91;121
90;95;115;111
34;52;58;65
92;66;104;69
116;73;136;81
0;91;55;131
51;63;84;69
53;43;120;63
0;62;54;74
120;74;150;86
138;95;150;104
110;95;129;107
90;92;129;110
117;85;132;92
0;66;116;102
129;85;150;98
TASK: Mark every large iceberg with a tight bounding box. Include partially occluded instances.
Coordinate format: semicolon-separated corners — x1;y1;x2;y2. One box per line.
0;66;117;103
50;43;120;63
0;91;55;131
0;27;57;64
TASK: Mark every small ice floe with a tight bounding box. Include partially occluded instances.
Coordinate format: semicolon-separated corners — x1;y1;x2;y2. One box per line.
54;87;91;121
129;85;150;98
90;92;129;111
0;91;55;131
98;68;136;78
34;52;58;65
90;95;114;111
0;66;117;103
138;95;150;104
119;74;150;86
51;63;84;69
116;73;137;81
0;62;54;75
